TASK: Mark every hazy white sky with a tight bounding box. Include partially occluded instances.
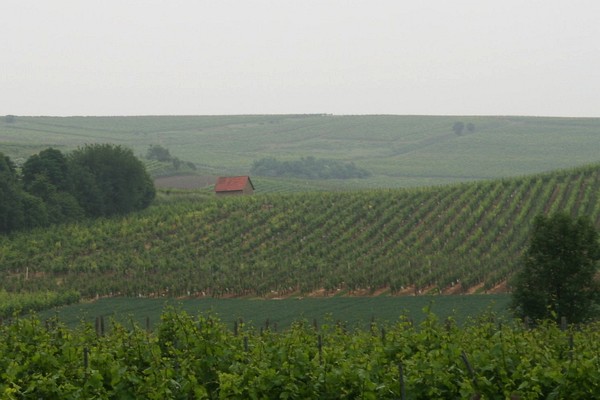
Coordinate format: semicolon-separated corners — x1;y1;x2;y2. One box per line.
2;0;599;117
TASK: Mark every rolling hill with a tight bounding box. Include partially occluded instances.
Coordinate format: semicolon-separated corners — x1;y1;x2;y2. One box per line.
1;162;599;299
2;114;600;189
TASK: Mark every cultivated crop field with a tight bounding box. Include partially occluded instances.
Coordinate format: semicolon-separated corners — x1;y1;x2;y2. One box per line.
2;162;599;306
2;115;600;397
37;295;511;330
2;114;599;189
2;310;598;398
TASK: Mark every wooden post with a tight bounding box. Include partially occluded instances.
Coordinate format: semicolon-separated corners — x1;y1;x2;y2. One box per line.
83;347;89;370
317;334;323;365
398;362;406;400
569;334;574;362
461;350;479;396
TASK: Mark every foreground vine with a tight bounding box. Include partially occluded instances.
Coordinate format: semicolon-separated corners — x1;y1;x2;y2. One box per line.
1;310;598;399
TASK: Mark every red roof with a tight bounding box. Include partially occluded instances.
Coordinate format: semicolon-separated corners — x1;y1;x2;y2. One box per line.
214;176;254;192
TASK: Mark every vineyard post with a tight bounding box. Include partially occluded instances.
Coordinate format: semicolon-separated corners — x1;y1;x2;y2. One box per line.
146;316;151;333
83;347;89;378
398;362;406;400
560;316;567;331
317;334;323;365
568;334;574;362
461;350;480;397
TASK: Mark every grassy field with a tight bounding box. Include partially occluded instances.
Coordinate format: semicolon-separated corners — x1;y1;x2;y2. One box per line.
2;114;599;189
38;294;511;330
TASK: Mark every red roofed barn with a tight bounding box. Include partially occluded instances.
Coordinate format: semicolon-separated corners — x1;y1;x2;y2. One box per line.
214;176;255;196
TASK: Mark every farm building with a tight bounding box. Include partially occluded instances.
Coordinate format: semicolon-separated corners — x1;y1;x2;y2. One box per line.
214;176;255;196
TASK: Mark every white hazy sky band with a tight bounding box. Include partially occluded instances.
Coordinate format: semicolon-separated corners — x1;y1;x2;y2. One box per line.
2;0;599;117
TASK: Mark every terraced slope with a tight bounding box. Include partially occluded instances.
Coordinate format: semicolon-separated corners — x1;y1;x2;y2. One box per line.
1;163;599;298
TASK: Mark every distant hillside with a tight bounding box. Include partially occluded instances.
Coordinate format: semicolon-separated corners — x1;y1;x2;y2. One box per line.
2;114;599;189
1;163;599;298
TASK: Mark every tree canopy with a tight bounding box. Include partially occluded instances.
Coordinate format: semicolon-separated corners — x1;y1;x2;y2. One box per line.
512;212;600;323
68;144;156;217
0;145;155;234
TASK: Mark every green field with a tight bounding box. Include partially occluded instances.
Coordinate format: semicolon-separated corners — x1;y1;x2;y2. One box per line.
38;295;511;330
2;162;600;303
2;114;599;189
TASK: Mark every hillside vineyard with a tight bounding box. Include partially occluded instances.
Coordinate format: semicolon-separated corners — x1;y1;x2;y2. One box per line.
1;164;599;298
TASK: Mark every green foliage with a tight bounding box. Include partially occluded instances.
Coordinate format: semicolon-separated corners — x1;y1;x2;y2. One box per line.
22;148;70;192
251;156;371;179
512;212;600;323
146;144;172;162
0;290;80;318
1;311;599;398
40;295;511;331
0;153;49;233
2;163;600;299
68;144;156;217
0;145;155;234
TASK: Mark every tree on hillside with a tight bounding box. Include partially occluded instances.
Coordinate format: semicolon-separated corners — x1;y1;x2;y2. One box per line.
0;153;48;233
146;144;172;162
22;148;85;224
512;212;600;323
452;121;465;135
22;148;70;191
68;144;156;217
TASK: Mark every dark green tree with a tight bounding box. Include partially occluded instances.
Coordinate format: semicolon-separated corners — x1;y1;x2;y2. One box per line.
23;148;84;224
146;144;172;162
22;148;70;191
512;212;600;323
0;153;48;233
68;144;155;217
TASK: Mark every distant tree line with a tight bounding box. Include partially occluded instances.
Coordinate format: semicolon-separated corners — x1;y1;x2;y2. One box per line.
251;156;371;180
0;144;155;234
146;144;196;171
